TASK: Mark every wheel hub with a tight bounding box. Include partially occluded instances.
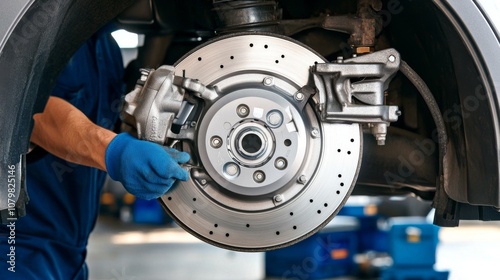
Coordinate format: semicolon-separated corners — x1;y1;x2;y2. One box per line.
198;88;309;197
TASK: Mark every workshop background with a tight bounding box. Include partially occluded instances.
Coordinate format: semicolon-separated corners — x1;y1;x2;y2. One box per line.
88;177;500;280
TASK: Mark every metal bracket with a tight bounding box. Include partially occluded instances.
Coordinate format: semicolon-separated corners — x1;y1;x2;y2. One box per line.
312;48;401;144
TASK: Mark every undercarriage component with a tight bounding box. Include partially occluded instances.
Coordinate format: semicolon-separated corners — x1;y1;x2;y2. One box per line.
122;33;401;251
212;0;383;50
212;0;282;34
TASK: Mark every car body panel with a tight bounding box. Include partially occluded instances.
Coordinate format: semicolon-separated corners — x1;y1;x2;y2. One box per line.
435;0;500;206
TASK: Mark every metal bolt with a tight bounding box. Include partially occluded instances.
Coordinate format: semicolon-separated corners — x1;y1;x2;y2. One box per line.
236;104;250;118
210;136;223;148
253;171;266;183
311;128;320;138
200;179;207;185
273;195;283;203
376;137;386;146
336;56;344;63
274;157;287;170
190;121;197;127
139;68;151;82
224;163;240;177
396;110;402;116
294;92;305;102
389;55;396;63
267;111;283;128
371;123;387;146
263;77;274;86
297;175;307;184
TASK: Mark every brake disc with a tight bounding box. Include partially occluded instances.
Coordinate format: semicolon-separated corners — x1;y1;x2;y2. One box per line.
149;34;363;251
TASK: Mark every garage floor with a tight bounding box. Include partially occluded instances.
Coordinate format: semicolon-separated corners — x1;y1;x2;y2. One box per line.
87;217;500;280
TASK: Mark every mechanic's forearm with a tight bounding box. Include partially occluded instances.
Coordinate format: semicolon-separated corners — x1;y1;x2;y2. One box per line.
30;96;116;171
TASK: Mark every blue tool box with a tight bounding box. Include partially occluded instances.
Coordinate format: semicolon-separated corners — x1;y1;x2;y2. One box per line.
381;267;449;280
339;204;389;253
387;217;439;267
380;217;449;280
265;216;359;279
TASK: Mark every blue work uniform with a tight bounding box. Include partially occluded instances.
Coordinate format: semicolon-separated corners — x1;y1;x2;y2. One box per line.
0;25;124;279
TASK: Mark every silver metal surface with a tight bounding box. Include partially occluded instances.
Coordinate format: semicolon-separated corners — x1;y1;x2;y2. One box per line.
313;48;401;144
122;66;185;145
156;34;363;251
0;0;33;54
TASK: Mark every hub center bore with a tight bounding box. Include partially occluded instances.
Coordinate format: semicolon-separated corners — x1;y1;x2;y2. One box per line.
238;130;266;158
227;119;275;169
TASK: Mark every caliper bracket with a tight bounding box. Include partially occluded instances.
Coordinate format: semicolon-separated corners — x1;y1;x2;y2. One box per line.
312;48;401;144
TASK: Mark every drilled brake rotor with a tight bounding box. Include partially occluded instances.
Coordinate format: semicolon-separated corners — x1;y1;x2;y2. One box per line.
159;33;362;251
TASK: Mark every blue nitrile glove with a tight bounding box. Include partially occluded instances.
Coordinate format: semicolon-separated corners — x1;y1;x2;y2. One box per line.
105;133;190;200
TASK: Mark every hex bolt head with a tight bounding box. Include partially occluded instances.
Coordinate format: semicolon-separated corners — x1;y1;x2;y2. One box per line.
236;104;250;118
297;175;307;184
210;136;223;148
376;137;386;146
253;171;266;183
371;123;388;146
273;195;283;203
294;92;305;102
200;179;207;185
139;68;151;81
263;77;274;86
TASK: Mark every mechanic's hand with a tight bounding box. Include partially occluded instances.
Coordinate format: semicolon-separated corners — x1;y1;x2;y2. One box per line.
105;133;190;200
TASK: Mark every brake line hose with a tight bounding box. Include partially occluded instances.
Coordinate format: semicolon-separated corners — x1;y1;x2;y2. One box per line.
399;60;450;222
399;60;448;162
